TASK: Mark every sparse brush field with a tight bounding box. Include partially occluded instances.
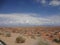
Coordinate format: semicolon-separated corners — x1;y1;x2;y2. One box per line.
0;27;60;45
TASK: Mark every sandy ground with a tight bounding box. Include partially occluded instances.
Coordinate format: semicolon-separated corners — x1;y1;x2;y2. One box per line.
0;33;60;45
0;33;37;45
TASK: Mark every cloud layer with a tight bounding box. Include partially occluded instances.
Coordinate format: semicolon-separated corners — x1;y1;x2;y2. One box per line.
35;0;60;6
49;0;60;6
0;13;60;26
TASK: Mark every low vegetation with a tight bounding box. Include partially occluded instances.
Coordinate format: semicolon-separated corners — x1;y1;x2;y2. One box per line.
5;32;11;37
31;35;36;39
53;38;60;43
16;36;26;43
37;37;50;45
0;32;3;35
36;34;41;37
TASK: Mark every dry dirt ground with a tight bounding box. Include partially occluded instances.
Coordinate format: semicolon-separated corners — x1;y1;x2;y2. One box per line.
0;33;37;45
0;33;60;45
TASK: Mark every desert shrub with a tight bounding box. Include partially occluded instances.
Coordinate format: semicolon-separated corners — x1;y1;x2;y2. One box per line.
5;32;11;37
54;32;57;35
37;37;50;45
53;38;60;43
12;30;16;33
49;35;53;38
0;31;4;35
37;32;40;34
16;36;26;43
0;32;3;35
46;34;49;36
31;35;36;39
37;34;41;37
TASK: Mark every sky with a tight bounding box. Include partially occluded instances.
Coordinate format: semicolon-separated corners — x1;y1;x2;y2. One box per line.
0;0;60;27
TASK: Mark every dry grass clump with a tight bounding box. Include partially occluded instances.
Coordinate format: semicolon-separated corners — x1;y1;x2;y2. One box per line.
36;34;41;37
53;32;60;43
37;37;50;45
0;32;3;35
53;38;60;43
5;32;11;37
16;36;26;43
0;31;4;35
31;35;36;39
53;36;60;43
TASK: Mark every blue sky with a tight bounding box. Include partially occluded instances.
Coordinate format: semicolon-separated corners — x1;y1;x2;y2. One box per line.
0;0;60;15
0;0;60;26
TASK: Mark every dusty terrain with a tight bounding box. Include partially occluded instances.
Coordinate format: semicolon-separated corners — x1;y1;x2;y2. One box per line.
0;33;59;45
0;26;60;45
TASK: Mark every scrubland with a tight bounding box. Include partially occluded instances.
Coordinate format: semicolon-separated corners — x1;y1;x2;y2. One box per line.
0;26;60;45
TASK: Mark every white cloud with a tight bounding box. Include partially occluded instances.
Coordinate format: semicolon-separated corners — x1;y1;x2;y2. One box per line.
35;0;60;6
47;15;60;24
49;0;60;6
41;0;46;4
35;0;46;4
0;13;60;26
